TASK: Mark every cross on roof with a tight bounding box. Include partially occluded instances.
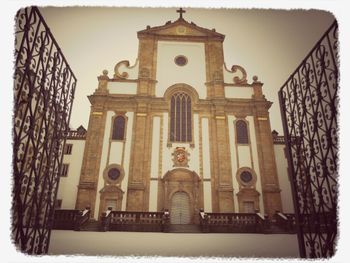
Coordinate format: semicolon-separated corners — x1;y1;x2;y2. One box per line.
176;8;186;19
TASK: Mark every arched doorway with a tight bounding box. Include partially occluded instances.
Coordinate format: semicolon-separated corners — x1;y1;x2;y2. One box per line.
170;191;191;224
161;168;202;224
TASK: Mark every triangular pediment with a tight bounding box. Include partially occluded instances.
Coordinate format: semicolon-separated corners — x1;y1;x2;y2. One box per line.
138;18;225;41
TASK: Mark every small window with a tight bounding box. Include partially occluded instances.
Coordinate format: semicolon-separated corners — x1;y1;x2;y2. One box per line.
108;168;121;181
103;164;125;184
240;171;253;183
112;116;126;140
236;120;249;144
61;164;69;177
174;55;188;66
63;143;73;155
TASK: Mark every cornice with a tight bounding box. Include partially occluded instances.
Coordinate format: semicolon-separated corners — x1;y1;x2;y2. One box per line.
87;93;273;116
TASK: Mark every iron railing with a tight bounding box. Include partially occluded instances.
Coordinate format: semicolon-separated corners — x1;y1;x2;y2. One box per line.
13;6;76;254
279;20;338;258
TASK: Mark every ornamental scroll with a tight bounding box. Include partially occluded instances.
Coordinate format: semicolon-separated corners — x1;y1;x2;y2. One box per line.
224;63;248;84
113;59;139;79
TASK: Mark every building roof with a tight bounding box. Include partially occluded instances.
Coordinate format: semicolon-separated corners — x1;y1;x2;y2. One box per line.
67;125;87;140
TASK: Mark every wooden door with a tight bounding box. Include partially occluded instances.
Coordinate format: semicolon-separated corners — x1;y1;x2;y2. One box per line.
170;192;191;224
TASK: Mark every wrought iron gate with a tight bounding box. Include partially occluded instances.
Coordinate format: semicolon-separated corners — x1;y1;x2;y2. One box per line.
13;7;77;254
279;21;338;258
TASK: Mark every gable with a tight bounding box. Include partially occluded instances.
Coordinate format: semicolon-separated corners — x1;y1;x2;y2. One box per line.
138;18;225;41
156;24;209;37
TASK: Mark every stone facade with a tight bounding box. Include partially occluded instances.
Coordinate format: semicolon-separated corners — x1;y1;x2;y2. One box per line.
70;11;286;219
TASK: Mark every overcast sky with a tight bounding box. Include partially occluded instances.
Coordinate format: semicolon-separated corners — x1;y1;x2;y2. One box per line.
2;2;350;263
38;7;335;134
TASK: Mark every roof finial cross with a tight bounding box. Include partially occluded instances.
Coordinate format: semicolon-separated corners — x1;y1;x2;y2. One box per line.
176;8;186;19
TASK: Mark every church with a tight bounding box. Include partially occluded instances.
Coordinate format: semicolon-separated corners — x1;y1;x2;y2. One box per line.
57;8;293;224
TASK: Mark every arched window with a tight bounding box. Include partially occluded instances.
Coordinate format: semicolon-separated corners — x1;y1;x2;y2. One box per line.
236;120;248;144
112;116;125;140
170;92;192;142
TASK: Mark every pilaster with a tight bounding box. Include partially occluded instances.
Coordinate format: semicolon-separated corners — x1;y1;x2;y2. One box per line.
137;37;158;96
205;40;225;98
75;95;107;216
126;99;153;211
209;99;234;212
251;77;264;99
253;95;283;217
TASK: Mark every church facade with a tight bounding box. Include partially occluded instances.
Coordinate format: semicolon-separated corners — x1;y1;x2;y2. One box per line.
57;10;294;223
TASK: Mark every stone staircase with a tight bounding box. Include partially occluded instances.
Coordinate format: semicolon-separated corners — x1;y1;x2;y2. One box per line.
79;219;101;231
76;220;293;234
169;224;202;233
266;224;293;234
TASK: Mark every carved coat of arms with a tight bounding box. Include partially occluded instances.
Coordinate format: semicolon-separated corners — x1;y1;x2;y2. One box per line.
172;147;189;167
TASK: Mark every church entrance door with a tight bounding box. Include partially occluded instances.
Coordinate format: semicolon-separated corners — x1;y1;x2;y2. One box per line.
170;191;191;224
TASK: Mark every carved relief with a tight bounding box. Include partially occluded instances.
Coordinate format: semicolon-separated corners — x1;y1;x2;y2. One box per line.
176;25;187;35
213;70;223;81
172;147;190;167
139;67;150;79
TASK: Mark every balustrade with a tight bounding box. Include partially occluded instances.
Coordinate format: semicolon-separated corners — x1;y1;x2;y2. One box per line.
53;209;79;230
100;210;168;232
54;208;298;234
200;212;267;233
53;207;90;230
274;211;296;233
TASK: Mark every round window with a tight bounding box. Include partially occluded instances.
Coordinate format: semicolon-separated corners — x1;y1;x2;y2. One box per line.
174;55;188;66
108;168;120;181
240;171;253;183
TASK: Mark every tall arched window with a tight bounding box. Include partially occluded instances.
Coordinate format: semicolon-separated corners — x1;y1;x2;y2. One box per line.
236;120;249;144
170;92;192;142
112;116;126;140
